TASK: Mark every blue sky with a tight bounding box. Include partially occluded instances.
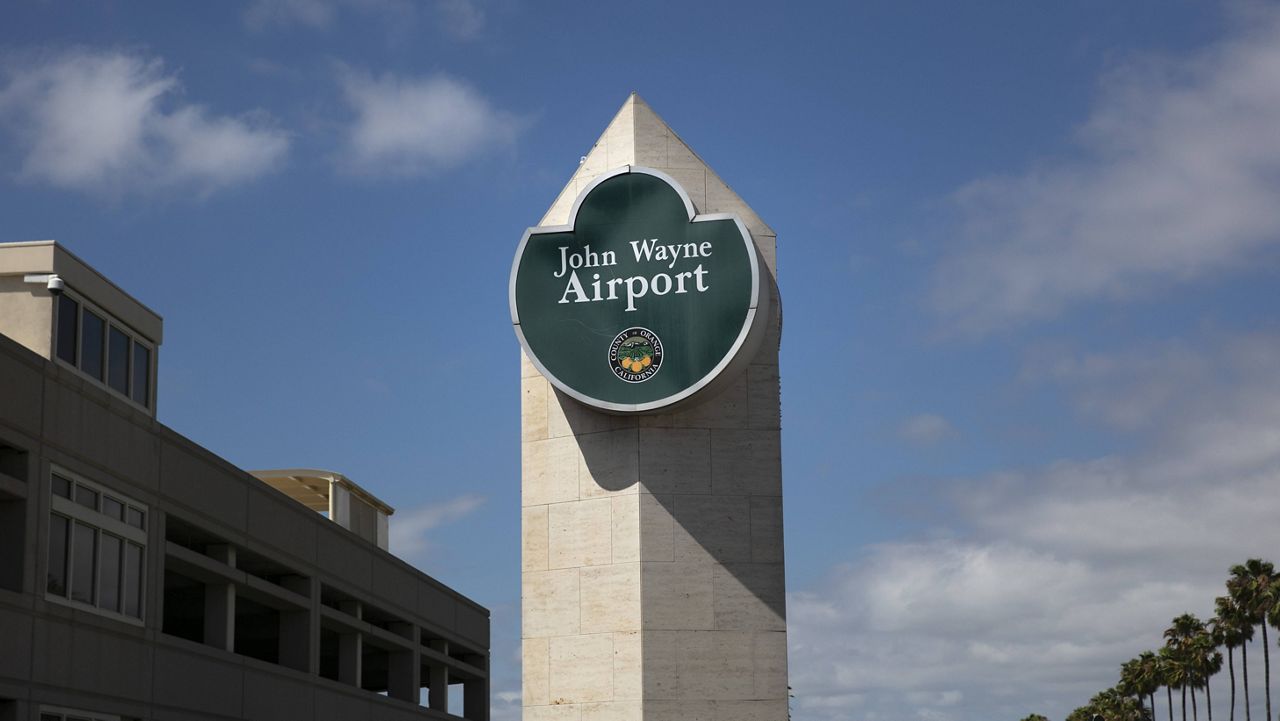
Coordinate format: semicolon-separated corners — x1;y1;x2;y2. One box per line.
5;2;1280;719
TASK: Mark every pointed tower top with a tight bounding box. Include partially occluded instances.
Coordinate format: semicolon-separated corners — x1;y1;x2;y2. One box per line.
538;94;775;244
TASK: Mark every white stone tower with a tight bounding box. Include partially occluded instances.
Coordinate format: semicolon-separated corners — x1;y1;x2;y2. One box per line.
520;94;786;721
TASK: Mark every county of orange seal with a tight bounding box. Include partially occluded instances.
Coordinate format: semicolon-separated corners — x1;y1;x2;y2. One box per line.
608;327;663;383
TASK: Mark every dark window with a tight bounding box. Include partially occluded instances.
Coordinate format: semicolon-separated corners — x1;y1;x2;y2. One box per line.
52;474;71;498
108;326;130;395
126;507;145;530
41;714;61;721
99;533;122;613
162;570;205;643
47;514;68;596
123;542;143;618
102;496;124;521
74;485;98;511
81;310;106;381
56;295;78;365
131;342;150;407
71;521;97;604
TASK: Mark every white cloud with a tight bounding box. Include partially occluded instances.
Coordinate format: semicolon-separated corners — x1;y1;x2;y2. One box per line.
930;8;1280;335
897;413;958;445
337;68;518;177
791;332;1280;721
0;49;288;196
388;493;485;559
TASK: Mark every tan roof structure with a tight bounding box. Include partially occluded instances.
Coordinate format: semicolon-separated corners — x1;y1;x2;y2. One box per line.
249;468;394;549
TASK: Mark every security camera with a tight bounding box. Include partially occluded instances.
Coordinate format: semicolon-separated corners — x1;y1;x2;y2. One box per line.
22;273;64;296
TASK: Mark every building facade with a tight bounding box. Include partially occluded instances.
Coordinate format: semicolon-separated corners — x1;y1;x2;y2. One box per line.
0;241;489;721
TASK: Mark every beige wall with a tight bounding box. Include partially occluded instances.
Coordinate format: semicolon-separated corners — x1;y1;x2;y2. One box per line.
0;275;54;359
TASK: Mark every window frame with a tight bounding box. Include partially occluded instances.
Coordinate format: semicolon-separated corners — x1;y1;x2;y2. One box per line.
46;466;148;626
52;288;155;412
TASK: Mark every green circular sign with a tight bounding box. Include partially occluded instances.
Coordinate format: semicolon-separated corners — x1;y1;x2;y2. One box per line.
510;166;768;414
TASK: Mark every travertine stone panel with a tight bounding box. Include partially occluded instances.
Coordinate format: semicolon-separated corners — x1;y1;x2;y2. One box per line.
754;303;782;367
633;108;669;168
612;631;643;700
523;569;580;638
639;630;679;699
611;496;640;564
711;564;786;631
580;564;641;634
749;496;784;564
523;505;550;572
672;495;752;564
549;634;615;704
710;430;781;496
753;631;789;699
541;182;579;229
671;373;749;430
522;349;541;378
551;390;637;439
526;705;582;721
704;172;773;239
714;700;790;721
549;498;613;569
523;637;550;706
641;562;714;631
665;136;704;171
675;631;755;700
637;428;710;495
663;167;706;211
580;429;640;497
524;436;582;507
523;375;550;442
580;139;610;177
645;700;716;721
637;494;675;562
746;365;781;430
752;232;778;276
579;702;643;721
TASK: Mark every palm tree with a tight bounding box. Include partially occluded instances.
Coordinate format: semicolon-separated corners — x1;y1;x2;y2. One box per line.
1168;615;1207;721
1162;647;1182;721
1191;626;1224;721
1094;686;1156;721
1213;596;1254;721
1020;715;1049;721
1229;560;1278;721
1124;657;1148;709
1137;650;1164;721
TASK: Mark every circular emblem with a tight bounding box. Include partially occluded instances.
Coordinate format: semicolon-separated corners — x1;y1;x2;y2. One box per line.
609;327;663;383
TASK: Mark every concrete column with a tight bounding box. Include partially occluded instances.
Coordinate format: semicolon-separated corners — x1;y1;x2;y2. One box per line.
427;639;449;713
147;512;167;630
279;575;314;673
203;544;235;652
464;664;490;721
338;599;362;688
388;621;419;703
